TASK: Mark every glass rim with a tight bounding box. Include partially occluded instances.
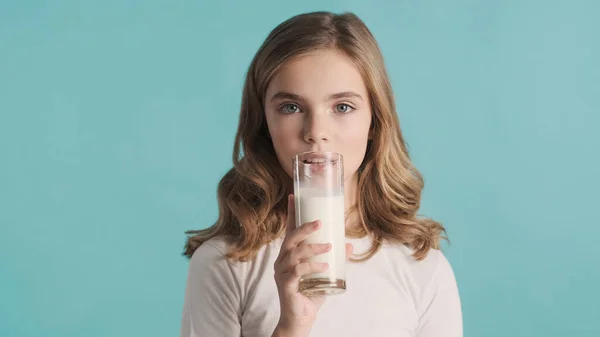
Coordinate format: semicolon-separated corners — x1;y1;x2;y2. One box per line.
293;151;343;161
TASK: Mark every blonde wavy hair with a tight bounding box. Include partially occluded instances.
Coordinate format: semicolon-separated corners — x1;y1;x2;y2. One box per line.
183;11;446;262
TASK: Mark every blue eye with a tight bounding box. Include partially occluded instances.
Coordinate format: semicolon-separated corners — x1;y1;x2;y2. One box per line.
336;103;354;114
281;103;301;114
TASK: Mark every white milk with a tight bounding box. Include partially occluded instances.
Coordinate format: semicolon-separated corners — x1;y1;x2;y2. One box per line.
296;188;346;280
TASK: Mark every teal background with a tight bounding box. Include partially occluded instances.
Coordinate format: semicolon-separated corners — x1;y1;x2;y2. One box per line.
1;1;598;336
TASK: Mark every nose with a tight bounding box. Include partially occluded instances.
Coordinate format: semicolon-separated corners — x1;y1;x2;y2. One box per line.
303;112;329;144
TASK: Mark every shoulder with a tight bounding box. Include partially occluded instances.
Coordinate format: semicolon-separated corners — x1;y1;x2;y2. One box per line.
380;241;457;290
190;236;227;260
185;235;281;305
190;236;231;260
388;246;462;334
379;242;460;317
187;236;241;274
188;235;282;273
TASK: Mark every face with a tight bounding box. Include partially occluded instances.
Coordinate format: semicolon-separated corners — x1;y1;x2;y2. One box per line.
264;49;372;184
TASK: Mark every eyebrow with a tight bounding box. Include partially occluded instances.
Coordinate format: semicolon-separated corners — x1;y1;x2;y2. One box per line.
270;91;303;102
270;91;364;102
328;91;364;101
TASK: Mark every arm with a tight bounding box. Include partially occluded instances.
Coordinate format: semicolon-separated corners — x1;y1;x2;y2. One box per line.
180;240;242;337
415;252;463;337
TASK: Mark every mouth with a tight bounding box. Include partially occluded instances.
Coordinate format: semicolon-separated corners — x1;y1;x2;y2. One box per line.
299;151;330;165
296;152;342;179
303;157;326;164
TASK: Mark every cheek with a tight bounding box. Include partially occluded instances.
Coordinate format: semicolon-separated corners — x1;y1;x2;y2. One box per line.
338;116;371;176
269;121;297;153
268;125;297;177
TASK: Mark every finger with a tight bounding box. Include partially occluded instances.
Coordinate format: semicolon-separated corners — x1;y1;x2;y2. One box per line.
281;243;331;269
282;261;329;294
345;243;354;261
282;219;321;251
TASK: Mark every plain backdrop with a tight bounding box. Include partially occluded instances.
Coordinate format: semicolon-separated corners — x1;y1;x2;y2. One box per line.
1;1;598;336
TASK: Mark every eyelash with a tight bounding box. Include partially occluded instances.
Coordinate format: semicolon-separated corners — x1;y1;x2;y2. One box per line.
279;103;356;115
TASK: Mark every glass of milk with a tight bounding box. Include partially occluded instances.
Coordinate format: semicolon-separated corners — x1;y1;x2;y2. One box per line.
293;151;346;296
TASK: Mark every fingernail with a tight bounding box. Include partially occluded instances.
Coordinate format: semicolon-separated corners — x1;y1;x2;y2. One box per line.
312;221;321;228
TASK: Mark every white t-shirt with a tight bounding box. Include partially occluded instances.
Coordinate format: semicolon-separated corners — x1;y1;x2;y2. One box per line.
180;234;463;337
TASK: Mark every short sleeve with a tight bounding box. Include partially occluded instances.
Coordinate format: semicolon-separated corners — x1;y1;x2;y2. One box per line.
416;251;463;337
180;239;243;337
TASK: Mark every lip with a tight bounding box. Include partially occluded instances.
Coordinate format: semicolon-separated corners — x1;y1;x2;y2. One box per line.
294;152;343;177
295;151;343;162
302;155;326;164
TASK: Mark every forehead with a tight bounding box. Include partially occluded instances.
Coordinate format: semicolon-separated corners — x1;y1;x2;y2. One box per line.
266;49;368;101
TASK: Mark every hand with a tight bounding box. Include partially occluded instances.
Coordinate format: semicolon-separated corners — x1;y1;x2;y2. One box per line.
272;194;354;337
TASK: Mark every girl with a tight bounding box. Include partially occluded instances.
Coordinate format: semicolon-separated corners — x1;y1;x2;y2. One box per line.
180;11;462;337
